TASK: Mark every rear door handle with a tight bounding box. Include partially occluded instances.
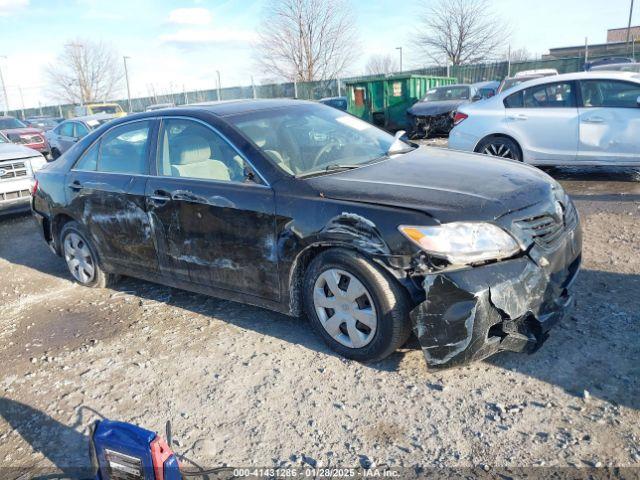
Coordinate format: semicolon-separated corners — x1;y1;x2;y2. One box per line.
582;116;605;124
67;180;83;190
507;114;528;121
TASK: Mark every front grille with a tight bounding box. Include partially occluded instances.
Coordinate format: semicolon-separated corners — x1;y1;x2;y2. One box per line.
516;201;577;249
0;189;30;202
0;161;29;181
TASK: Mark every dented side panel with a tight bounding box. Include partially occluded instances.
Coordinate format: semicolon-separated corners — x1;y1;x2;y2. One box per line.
65;170;159;272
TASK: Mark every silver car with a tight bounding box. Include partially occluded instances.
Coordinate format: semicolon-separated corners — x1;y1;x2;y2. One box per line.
46;114;117;159
0;132;47;215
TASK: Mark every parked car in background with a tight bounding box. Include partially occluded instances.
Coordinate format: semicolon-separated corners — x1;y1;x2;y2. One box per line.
584;57;634;71
74;103;126;118
406;84;479;138
47;114;117;159
145;103;176;112
591;62;640;72
319;96;348;111
24;116;63;131
449;71;640;166
0;116;50;157
0;131;47;215
498;69;559;93
472;81;500;99
31;100;581;368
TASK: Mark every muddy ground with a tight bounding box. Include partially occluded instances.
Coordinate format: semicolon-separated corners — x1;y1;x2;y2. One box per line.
0;163;639;476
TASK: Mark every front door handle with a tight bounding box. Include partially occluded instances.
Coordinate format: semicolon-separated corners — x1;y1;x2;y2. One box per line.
582;116;605;124
148;189;171;205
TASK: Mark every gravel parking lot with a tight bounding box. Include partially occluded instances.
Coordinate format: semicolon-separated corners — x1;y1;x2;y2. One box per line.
0;163;639;475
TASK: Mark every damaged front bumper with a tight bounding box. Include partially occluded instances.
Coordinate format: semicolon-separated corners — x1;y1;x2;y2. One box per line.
410;222;582;369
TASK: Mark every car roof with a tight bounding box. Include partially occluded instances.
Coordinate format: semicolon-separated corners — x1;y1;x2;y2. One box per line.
177;98;318;117
319;96;346;101
499;70;640;95
472;81;500;88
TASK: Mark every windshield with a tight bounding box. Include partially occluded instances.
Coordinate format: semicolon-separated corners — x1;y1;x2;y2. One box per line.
90;105;122;114
27;118;59;128
0;117;27;129
229;104;409;176
423;86;470;102
592;63;640;72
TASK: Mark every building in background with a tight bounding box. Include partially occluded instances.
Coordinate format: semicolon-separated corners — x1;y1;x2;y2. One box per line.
543;26;640;59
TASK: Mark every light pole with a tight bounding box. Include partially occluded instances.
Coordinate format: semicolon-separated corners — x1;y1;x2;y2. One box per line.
0;56;9;116
396;47;403;72
216;70;221;101
627;0;635;53
123;56;132;113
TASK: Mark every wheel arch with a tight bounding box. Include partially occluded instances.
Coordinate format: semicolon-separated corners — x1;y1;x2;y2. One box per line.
51;212;77;255
286;242;413;317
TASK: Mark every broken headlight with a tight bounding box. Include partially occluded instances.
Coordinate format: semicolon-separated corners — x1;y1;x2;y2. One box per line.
398;222;521;265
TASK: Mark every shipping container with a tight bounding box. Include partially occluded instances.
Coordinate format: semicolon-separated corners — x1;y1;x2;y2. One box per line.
346;74;456;131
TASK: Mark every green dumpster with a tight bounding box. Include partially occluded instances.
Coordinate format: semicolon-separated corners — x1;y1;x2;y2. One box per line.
346;74;456;131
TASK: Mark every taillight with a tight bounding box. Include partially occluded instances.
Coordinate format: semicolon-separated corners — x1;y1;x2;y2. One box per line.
30;179;39;196
453;112;468;126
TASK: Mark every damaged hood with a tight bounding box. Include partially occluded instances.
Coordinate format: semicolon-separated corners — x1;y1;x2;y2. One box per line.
0;143;41;162
307;147;555;223
407;100;468;117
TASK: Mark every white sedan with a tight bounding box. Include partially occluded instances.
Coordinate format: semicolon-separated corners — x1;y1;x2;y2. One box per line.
449;71;640;166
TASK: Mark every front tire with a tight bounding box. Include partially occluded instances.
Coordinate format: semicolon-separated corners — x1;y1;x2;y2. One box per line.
476;136;522;161
60;221;117;288
303;249;411;362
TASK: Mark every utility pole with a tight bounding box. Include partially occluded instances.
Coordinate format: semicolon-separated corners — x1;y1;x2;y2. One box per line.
251;76;257;99
0;56;9;116
507;45;511;77
216;70;221;101
396;47;403;72
123;56;132;113
18;86;25;119
585;37;589;63
627;0;635;53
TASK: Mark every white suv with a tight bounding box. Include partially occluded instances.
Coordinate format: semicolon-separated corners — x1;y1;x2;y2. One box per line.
449;71;640;166
0;132;47;215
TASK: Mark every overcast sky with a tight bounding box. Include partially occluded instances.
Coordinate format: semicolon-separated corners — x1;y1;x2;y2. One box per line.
0;0;636;109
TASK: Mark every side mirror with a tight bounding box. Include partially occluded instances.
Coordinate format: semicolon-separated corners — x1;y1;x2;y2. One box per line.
472;94;482;102
637;95;640;106
394;130;407;141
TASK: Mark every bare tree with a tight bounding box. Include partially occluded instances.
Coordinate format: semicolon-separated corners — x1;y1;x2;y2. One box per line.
416;0;509;66
509;47;533;63
365;54;399;75
45;39;124;104
255;0;358;82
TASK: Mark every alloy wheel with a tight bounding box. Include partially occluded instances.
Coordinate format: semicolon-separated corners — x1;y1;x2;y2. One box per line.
313;268;377;349
63;232;95;284
482;142;515;159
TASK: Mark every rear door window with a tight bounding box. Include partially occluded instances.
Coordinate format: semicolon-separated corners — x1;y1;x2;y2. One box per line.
97;121;152;174
59;122;74;136
75;122;90;138
505;82;576;108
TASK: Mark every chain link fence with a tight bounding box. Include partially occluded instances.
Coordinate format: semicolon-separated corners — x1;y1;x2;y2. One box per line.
7;53;635;119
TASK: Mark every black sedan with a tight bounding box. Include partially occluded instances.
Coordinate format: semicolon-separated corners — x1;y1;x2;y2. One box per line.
406;84;479;139
31;100;581;368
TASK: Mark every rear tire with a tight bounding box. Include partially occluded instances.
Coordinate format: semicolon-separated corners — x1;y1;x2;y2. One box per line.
59;221;118;288
476;136;522;161
303;248;412;362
